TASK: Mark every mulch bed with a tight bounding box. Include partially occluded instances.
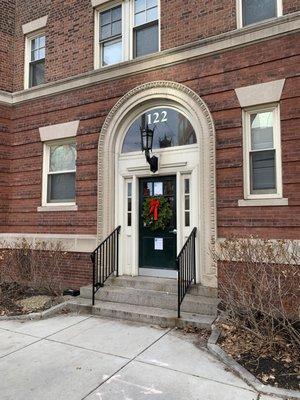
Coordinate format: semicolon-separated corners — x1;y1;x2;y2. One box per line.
0;283;63;316
218;322;300;391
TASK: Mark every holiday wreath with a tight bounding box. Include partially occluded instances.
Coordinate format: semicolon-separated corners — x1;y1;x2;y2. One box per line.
142;196;173;231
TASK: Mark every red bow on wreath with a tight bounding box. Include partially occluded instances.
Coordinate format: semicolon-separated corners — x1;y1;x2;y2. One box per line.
149;199;160;221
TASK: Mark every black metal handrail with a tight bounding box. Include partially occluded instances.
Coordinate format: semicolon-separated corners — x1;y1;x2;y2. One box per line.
90;226;121;305
177;227;197;318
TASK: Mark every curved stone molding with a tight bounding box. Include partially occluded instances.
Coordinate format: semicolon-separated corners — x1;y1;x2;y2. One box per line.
97;81;217;287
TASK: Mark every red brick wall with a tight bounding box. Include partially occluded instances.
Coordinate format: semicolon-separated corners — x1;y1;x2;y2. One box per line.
5;0;300;91
2;33;298;239
0;0;15;92
0;105;11;232
161;0;236;50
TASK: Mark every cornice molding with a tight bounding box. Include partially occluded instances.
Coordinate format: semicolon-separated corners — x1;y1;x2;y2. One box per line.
0;13;299;106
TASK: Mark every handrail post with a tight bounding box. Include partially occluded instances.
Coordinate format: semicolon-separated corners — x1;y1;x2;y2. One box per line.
90;226;121;306
177;227;197;319
91;253;95;306
177;257;180;318
193;229;196;283
116;226;120;277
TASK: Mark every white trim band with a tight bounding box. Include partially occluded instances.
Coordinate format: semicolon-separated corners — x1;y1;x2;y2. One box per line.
0;233;97;253
39;120;80;141
22;16;48;35
0;13;298;105
91;0;110;7
37;205;78;212
238;198;288;207
235;79;285;107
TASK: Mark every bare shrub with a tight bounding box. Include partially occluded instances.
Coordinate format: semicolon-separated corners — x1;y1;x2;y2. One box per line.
214;236;300;349
0;238;67;299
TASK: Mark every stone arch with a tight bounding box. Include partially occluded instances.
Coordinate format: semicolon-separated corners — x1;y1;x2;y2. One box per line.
97;80;217;286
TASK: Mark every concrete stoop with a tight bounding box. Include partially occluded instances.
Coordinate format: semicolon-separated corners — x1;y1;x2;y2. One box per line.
78;276;218;329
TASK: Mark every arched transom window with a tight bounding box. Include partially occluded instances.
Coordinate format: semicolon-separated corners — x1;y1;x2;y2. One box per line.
122;107;197;153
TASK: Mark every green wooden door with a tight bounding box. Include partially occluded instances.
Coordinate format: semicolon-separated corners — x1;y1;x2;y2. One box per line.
139;176;177;270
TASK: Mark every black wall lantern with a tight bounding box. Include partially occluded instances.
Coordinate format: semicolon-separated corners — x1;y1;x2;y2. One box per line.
140;124;158;173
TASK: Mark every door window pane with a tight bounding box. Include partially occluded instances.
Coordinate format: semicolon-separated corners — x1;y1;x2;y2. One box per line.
47;173;76;202
250;150;276;192
242;0;277;26
251;112;274;150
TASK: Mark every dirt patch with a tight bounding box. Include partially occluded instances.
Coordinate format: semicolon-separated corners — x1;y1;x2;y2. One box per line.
174;326;210;348
0;283;64;316
218;322;300;391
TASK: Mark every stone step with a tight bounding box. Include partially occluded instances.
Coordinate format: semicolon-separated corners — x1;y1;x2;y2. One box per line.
68;298;216;329
80;285;219;315
104;276;218;298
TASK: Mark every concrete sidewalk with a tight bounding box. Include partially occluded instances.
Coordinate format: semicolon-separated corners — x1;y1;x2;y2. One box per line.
0;314;280;400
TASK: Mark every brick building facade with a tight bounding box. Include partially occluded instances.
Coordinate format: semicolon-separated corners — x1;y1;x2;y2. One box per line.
0;0;299;289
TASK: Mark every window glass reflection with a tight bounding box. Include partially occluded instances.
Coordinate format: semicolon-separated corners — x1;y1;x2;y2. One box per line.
122;107;197;153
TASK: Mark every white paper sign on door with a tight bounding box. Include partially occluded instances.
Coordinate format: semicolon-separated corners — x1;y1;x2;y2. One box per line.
154;182;163;195
154;238;163;251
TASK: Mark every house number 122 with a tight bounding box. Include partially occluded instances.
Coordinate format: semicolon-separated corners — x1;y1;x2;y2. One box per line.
147;111;168;125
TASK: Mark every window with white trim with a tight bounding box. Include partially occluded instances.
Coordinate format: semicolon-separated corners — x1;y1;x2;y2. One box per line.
133;0;159;58
43;139;77;205
94;0;160;69
27;34;45;88
243;105;282;199
238;0;282;27
99;5;123;66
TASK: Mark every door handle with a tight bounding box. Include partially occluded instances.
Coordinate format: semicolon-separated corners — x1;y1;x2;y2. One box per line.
169;229;177;234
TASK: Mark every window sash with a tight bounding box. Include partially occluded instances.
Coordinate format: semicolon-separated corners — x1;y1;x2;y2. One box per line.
29;59;45;88
243;105;282;199
47;172;76;203
43;140;76;206
133;20;159;58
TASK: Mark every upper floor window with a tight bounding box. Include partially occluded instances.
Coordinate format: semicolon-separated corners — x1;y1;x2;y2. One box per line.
238;0;282;27
243;105;282;199
99;5;123;66
134;0;159;57
27;34;45;88
94;0;160;69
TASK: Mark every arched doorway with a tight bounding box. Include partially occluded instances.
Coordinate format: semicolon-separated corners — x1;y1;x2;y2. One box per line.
97;81;217;287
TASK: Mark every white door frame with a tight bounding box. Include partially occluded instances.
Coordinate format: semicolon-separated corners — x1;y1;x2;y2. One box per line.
117;146;199;279
97;81;217;288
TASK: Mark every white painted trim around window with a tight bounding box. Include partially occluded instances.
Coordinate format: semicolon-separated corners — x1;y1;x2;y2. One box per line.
236;0;283;28
242;103;283;200
40;138;77;209
94;0;160;69
0;233;97;253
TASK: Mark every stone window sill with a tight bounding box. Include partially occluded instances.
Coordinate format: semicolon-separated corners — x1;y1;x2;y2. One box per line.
238;198;288;207
37;205;78;212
